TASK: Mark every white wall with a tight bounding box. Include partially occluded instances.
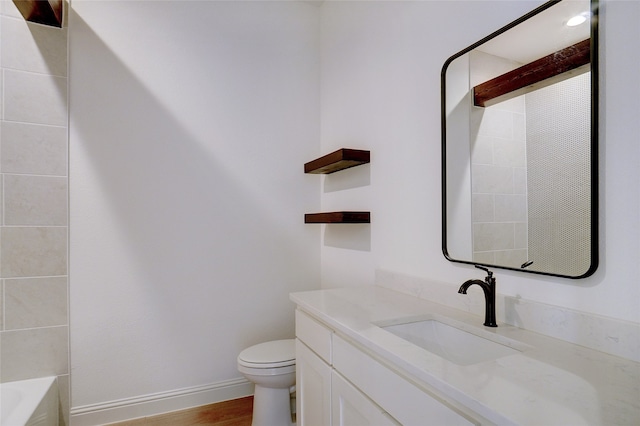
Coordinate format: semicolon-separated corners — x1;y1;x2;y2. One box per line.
69;0;320;415
68;0;639;420
319;0;640;324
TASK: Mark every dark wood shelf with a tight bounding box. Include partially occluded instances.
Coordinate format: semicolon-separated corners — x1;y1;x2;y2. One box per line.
304;149;370;174
473;39;591;107
305;211;370;224
13;0;63;28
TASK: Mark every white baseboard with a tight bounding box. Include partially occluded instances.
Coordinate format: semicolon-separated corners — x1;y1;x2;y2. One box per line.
70;377;253;426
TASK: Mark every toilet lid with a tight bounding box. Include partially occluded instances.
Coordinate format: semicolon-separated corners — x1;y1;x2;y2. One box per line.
238;339;296;368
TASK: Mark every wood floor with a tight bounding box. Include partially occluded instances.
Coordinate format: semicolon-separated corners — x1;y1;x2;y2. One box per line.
106;396;253;426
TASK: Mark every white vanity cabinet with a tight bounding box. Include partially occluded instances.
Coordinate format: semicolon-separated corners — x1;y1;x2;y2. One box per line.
292;287;640;426
295;310;332;425
331;371;399;426
332;335;474;426
296;339;332;425
296;309;396;425
295;309;477;426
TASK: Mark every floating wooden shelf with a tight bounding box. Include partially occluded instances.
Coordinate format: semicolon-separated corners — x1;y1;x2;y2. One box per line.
304;149;370;174
304;211;370;224
12;0;63;28
473;39;591;107
305;149;370;224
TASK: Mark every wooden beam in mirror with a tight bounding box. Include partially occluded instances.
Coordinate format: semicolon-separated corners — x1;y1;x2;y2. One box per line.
473;39;591;107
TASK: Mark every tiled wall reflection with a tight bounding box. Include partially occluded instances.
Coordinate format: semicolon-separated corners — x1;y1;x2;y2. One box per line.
469;51;528;267
1;0;70;423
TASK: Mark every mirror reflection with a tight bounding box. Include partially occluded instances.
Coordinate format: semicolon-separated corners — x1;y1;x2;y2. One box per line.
442;0;598;278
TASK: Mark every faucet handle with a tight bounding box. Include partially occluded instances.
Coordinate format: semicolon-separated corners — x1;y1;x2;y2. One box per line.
474;264;493;278
473;265;496;284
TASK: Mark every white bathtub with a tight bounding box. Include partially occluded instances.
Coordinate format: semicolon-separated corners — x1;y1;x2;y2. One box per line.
0;377;58;426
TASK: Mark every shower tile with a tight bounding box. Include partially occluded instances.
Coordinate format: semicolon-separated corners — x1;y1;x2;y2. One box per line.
4;277;68;329
0;176;3;224
514;222;528;249
1;227;67;278
1;16;68;76
4;174;68;225
0;325;69;382
472;251;495;265
3;69;67;126
493;95;525;114
0;281;4;330
472;164;513;194
1;121;68;176
471;134;494;165
513;112;526;142
493;133;526;167
477;107;513;139
473;222;515;252
495;249;528;268
513;167;527;194
472;193;494;222
494;194;527;222
1;70;4;119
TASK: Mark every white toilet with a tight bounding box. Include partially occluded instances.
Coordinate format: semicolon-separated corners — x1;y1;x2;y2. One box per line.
238;339;296;426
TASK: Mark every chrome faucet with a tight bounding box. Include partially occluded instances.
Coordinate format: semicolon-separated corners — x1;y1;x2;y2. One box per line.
458;265;497;327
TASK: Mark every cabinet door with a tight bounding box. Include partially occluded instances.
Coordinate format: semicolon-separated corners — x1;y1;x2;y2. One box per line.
296;339;331;426
332;371;399;426
333;335;477;426
296;309;332;363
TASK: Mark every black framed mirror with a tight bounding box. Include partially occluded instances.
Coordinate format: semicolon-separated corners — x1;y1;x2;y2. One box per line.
441;0;598;279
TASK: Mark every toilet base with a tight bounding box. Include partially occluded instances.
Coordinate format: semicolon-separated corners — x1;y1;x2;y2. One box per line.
252;385;294;426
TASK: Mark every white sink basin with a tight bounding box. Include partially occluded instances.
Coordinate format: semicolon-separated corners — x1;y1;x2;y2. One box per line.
380;319;521;365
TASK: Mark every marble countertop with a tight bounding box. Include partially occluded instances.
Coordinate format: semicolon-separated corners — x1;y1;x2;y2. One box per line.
290;286;640;425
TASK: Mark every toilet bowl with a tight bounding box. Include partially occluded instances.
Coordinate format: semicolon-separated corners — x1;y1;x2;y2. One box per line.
238;339;296;426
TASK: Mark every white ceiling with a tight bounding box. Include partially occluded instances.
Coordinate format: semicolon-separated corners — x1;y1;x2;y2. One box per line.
477;0;592;64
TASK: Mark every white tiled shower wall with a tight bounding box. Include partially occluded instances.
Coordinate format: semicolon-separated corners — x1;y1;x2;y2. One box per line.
0;0;70;423
469;50;529;267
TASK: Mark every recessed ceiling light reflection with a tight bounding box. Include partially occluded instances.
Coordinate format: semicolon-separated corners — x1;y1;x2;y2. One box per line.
566;12;589;27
